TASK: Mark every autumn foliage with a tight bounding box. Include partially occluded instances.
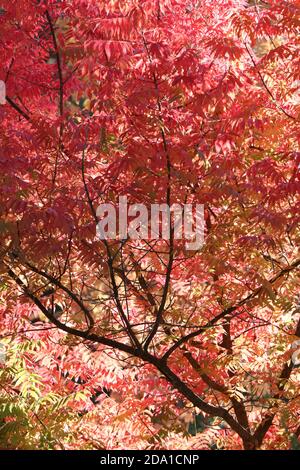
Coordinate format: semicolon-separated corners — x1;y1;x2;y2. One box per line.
0;0;299;450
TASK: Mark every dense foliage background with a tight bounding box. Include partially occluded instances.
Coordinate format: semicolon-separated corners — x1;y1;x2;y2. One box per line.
0;0;299;450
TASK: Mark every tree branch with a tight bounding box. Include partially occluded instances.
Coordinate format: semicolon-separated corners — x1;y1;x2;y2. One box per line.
163;258;300;360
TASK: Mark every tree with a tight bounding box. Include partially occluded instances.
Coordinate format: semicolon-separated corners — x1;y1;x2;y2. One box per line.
0;0;299;450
